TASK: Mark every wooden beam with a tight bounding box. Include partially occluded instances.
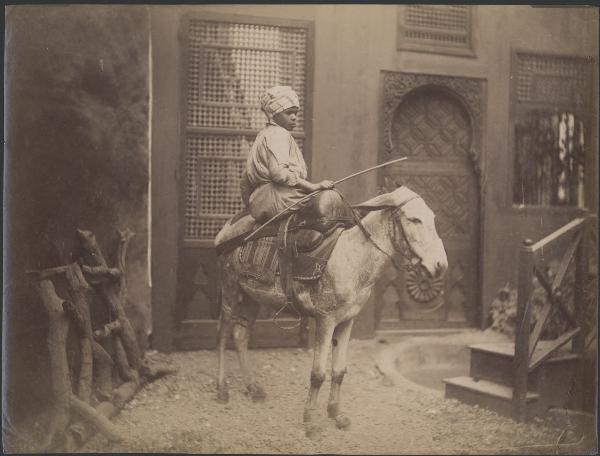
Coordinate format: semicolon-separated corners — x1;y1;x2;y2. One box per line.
26;265;71;279
528;298;553;360
551;231;581;294
533;267;578;328
573;218;590;354
513;239;535;422
533;264;552;294
526;218;585;252
186;126;305;139
528;328;580;372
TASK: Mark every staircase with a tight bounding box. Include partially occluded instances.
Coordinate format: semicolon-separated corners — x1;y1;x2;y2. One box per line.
444;215;596;421
444;342;580;420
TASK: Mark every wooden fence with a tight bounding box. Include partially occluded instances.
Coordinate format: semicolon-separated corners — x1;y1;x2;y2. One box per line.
513;214;596;421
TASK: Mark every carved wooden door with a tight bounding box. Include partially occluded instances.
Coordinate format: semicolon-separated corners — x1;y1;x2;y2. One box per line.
375;86;480;329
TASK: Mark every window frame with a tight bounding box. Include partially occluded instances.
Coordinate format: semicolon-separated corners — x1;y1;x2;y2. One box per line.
506;48;595;213
396;5;477;58
178;11;315;247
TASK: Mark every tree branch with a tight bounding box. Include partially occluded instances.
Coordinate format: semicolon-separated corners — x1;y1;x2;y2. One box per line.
77;228;142;372
63;263;94;403
32;279;71;449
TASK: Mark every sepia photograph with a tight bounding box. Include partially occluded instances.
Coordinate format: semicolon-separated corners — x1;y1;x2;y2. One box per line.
3;3;598;454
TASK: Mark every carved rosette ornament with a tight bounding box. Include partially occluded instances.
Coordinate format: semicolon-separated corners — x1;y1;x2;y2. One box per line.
406;268;445;303
382;71;485;175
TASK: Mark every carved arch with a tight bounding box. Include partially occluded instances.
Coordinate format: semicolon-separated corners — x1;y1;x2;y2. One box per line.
382;71;485;176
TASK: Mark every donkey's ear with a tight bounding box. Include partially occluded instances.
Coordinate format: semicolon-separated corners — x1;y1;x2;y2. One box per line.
353;192;398;210
354;186;419;210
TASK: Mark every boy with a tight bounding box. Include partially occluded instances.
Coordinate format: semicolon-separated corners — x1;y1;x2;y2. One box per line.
240;85;334;222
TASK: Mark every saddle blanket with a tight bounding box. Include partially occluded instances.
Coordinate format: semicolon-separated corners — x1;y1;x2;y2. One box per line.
238;228;345;284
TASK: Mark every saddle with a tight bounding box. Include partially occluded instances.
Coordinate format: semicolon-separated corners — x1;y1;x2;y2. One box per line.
215;190;360;305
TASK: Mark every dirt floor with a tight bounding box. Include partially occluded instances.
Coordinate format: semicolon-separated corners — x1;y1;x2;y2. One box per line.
80;337;596;454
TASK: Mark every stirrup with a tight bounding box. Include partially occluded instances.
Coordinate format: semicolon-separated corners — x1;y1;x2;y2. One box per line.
273;299;302;330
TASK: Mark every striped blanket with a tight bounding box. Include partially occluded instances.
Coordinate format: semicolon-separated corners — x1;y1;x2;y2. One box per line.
238;228;345;285
238;236;280;283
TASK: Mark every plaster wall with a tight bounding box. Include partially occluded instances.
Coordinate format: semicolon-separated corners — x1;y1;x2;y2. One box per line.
150;5;597;347
306;5;597;319
311;5;598;326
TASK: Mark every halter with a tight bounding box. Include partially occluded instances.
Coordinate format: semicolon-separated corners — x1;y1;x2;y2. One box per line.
360;197;422;272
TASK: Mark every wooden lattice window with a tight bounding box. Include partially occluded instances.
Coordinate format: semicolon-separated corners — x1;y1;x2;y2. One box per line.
183;16;311;242
397;5;474;57
511;52;593;207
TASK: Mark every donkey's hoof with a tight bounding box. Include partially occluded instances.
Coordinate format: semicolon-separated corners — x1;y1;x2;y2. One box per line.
335;414;351;430
303;408;319;423
304;422;323;439
246;383;266;402
216;387;229;404
327;403;339;419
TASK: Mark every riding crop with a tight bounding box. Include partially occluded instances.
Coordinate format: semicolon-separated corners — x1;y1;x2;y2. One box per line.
243;156;408;242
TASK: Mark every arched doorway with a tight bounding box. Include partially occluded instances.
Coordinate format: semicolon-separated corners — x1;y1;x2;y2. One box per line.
376;83;481;330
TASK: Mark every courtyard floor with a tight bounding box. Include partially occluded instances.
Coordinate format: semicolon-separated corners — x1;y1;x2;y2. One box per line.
80;336;595;454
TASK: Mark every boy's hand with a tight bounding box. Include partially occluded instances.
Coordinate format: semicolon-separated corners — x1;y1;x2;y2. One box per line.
318;180;335;190
297;178;334;193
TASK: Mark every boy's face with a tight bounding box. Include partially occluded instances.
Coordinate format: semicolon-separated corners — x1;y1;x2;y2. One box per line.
273;107;298;131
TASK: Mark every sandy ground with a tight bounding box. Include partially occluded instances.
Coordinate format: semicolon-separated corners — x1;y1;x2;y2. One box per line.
80;338;594;454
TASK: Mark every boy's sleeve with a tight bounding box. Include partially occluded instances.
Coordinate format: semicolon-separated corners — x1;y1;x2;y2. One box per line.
239;170;253;206
263;129;300;186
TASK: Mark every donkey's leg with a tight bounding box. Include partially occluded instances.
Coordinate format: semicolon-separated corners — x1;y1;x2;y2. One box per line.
303;318;335;432
216;258;239;403
327;318;354;429
232;296;266;402
216;303;233;402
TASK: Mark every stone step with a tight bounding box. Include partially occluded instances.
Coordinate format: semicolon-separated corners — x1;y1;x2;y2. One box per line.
468;342;580;389
443;376;540;419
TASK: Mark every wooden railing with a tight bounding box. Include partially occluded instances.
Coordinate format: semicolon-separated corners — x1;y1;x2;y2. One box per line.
512;214;596;421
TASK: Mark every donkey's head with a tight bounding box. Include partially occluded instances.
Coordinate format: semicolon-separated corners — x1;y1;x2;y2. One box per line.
355;186;448;278
395;194;447;278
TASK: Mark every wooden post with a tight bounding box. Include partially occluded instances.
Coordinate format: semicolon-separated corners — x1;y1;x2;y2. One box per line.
114;336;139;382
63;263;95;403
513;238;535;422
92;341;114;402
33;279;71;449
573;219;589;353
572;218;589;410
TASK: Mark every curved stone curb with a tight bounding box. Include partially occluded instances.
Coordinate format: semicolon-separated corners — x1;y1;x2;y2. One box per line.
374;344;444;398
373;330;512;398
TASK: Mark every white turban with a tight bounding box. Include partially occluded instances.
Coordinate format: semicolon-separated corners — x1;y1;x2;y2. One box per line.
259;86;300;119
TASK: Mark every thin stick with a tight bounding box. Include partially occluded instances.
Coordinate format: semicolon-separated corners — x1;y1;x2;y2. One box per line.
332;156;408;186
243;156;408;242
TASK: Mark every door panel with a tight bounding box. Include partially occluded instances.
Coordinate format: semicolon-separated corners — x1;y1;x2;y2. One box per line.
175;15;313;349
375;88;480;329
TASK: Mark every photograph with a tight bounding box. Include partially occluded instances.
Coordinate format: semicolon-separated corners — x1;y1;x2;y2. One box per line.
3;4;598;454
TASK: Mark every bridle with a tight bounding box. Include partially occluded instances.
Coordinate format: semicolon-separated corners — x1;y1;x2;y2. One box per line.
353;196;422;273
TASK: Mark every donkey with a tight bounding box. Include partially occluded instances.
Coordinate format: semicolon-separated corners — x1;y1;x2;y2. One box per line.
214;186;447;434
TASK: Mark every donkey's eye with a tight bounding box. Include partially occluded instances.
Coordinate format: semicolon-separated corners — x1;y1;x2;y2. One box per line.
408;218;422;224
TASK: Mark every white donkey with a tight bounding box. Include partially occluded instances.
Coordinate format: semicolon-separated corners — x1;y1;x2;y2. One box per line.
214;186;448;434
